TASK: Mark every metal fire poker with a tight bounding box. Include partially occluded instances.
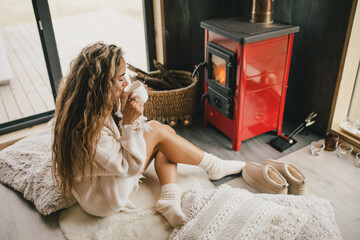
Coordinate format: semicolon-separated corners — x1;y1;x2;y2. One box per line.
269;112;317;152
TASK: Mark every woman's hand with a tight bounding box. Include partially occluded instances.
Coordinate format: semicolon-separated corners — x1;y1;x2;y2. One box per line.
120;91;130;113
122;92;144;125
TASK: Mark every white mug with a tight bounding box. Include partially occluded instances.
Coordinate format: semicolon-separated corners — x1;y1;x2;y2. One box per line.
124;81;148;103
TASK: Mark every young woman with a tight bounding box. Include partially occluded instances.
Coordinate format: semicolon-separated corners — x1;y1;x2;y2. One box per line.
52;42;245;228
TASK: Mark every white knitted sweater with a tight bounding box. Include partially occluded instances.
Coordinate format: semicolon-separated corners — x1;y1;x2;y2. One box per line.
72;116;150;217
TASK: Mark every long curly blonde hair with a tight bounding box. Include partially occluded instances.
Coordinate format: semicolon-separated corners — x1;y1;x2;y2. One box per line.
52;42;123;201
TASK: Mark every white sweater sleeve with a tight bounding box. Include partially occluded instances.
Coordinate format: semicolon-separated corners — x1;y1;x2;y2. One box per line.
94;122;147;178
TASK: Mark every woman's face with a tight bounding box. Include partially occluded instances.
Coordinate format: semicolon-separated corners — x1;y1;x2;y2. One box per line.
113;58;128;99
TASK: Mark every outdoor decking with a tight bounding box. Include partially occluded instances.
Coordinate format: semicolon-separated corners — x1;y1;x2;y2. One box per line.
0;11;147;124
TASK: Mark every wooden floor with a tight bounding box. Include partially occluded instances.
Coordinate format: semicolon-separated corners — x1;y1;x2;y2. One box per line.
0;116;328;240
0;11;147;124
1;118;359;239
176;118;324;185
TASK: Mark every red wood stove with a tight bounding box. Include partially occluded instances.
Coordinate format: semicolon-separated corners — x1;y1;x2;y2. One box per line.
199;17;299;151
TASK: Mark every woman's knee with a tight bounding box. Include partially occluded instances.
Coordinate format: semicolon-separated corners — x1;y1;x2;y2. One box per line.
149;120;175;138
164;124;176;135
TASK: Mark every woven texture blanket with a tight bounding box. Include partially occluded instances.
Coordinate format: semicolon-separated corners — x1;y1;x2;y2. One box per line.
171;185;307;240
171;185;342;240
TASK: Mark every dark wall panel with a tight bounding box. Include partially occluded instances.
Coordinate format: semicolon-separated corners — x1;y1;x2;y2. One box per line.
163;0;243;71
273;0;353;134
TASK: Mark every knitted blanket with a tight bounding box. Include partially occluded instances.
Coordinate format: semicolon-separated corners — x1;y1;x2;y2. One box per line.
171;185;342;240
171;185;307;240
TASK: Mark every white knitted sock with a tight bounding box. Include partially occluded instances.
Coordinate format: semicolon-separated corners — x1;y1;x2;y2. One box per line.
155;183;186;228
198;152;246;180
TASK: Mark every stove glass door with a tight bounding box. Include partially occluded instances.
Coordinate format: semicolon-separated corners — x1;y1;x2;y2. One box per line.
206;42;236;97
211;54;226;87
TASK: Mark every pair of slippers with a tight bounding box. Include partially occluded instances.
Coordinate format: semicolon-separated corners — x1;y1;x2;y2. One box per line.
242;159;307;195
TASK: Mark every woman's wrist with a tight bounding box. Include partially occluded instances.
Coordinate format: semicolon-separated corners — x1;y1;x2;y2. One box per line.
122;119;134;125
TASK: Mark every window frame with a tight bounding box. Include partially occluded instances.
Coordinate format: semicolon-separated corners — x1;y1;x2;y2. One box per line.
328;0;360;152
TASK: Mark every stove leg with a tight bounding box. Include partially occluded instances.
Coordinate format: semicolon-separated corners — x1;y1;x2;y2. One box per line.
232;138;241;151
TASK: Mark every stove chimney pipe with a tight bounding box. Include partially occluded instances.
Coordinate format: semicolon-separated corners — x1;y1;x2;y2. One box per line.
250;0;274;24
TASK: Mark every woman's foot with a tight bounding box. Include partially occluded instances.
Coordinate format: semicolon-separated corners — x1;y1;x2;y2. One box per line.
198;152;246;180
155;183;186;228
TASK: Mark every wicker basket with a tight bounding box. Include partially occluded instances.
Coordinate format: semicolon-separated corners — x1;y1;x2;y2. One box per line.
136;70;199;120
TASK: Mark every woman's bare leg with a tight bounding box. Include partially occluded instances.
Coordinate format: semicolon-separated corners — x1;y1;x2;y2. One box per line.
143;121;246;181
152;150;186;228
143;121;204;166
143;121;195;185
154;151;177;185
144;128;186;228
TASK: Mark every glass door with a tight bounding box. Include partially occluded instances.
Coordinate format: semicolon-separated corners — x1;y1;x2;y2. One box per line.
0;0;60;135
48;0;148;77
0;0;149;136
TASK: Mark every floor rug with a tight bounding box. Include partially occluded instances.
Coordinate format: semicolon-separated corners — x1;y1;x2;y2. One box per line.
59;163;215;240
59;161;341;240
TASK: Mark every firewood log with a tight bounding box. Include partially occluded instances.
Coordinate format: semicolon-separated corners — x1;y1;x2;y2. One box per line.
144;77;176;90
153;59;169;77
153;60;185;88
129;61;176;89
131;75;175;90
127;63;148;76
128;61;193;90
136;72;148;81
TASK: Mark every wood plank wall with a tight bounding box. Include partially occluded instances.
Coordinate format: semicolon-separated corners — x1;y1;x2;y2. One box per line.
161;0;353;134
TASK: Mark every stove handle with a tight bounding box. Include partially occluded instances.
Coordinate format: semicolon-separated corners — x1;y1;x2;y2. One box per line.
201;93;209;106
192;61;207;78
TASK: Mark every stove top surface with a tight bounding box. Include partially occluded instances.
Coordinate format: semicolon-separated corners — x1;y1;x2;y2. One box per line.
201;17;299;44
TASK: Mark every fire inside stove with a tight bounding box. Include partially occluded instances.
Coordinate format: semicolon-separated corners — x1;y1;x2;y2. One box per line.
211;55;226;87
